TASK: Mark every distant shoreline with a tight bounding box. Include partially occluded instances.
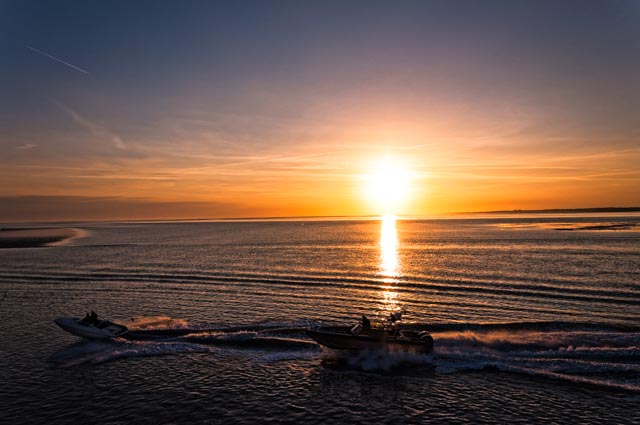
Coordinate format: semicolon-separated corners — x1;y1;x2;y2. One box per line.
472;207;640;215
0;228;82;248
1;207;639;226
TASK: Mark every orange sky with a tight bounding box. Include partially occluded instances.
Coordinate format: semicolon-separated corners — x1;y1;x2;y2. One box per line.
2;2;639;221
3;117;639;221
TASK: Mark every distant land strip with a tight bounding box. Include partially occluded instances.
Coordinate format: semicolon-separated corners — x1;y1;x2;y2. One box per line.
0;228;82;248
475;207;640;214
554;223;638;231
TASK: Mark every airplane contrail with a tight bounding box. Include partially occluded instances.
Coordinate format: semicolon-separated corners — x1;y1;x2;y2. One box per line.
27;46;89;74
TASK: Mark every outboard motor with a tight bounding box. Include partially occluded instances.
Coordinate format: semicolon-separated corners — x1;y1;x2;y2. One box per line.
418;331;434;350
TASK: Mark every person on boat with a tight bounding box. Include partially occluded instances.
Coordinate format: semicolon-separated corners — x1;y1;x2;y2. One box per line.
388;311;402;323
89;311;98;324
361;315;371;330
82;312;91;323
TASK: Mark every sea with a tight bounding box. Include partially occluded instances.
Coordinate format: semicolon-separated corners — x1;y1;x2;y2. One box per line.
1;214;639;424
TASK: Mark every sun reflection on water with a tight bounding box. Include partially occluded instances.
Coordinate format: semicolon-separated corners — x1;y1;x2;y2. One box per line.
380;214;400;280
379;288;400;314
378;214;401;314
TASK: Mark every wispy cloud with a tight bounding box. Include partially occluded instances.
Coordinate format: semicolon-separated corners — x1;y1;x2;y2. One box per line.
218;151;336;167
55;102;127;150
27;46;89;74
15;143;37;150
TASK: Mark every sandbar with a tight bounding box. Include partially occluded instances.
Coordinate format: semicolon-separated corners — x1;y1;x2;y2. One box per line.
0;228;82;248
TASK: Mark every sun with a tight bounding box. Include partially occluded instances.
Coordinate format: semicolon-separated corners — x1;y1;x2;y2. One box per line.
363;156;413;214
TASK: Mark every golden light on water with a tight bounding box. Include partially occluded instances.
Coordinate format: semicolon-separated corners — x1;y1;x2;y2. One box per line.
378;214;401;313
379;287;400;314
379;213;400;280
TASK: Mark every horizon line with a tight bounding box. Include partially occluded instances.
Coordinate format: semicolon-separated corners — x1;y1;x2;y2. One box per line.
2;206;640;226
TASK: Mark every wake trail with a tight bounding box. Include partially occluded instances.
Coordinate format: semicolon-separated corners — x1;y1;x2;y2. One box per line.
50;317;640;392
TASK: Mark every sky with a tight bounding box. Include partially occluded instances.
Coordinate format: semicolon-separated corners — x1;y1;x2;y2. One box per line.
1;0;639;221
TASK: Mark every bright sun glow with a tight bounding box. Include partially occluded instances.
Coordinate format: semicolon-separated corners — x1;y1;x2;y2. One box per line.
364;156;413;214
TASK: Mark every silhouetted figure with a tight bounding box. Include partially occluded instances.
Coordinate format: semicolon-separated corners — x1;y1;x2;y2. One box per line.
361;315;371;330
90;311;98;324
388;311;402;323
83;312;91;323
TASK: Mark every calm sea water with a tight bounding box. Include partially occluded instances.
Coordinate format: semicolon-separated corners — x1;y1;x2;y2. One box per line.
1;215;639;424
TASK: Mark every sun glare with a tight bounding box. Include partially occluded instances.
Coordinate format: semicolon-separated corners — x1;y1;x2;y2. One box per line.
364;156;413;214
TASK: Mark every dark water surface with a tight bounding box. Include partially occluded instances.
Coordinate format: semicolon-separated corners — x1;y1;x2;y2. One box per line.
1;216;639;424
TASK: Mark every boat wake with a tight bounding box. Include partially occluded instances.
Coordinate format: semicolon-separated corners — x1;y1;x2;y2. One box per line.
126;315;190;331
50;318;640;392
49;317;320;368
48;338;217;368
316;321;640;392
429;322;640;392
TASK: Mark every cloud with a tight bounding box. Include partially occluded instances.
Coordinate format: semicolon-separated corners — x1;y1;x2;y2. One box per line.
54;102;127;150
0;196;261;222
15;143;37;150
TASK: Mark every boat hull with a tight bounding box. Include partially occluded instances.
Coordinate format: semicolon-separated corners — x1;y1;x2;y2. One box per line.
54;317;128;340
306;327;433;354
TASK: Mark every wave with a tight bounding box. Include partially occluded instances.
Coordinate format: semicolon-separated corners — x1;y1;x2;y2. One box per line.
123;319;315;339
49;317;640;392
419;320;640;333
49;319;321;367
313;320;640;392
426;322;640;392
48;339;217;368
126;315;190;330
4;268;639;306
5;271;639;327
